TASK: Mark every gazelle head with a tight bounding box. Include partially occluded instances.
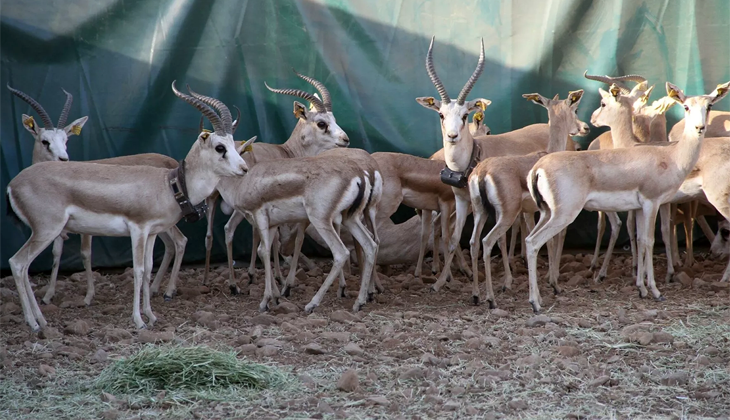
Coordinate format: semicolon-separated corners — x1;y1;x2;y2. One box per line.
7;84;88;163
266;70;349;153
584;72;649;128
523;90;589;136
172;81;249;176
591;83;648;128
416;37;490;146
667;81;730;136
710;219;730;259
468;109;491;136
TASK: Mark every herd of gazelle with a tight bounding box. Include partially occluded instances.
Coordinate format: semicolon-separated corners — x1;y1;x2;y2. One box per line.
6;36;730;332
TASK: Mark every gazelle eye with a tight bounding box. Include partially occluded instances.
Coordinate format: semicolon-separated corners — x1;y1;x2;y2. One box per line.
317;121;328;130
438;113;444;120
461;114;467;122
600;102;606;108
684;105;689;112
41;140;50;147
215;145;226;155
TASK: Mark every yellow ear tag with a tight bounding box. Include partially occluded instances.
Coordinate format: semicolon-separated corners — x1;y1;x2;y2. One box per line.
474;112;483;121
716;84;728;96
609;86;621;98
24;116;35;129
244;144;254;152
668;89;679;99
525;95;539;102
200;132;210;140
71;125;82;135
478;101;487;111
201;128;212;133
427;97;435;106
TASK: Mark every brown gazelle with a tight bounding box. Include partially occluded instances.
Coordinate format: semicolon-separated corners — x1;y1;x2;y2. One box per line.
6;82;250;331
6;85;188;306
467;89;588;307
208;71;350;295
524;81;730;313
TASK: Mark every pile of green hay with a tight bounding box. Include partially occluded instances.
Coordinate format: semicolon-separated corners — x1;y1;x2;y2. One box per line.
95;345;287;395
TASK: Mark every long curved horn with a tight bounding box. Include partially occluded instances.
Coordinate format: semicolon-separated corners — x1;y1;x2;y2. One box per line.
583;71;631;94
293;69;332;112
171;81;225;134
57;89;73;128
186;85;233;134
264;82;326;113
610;74;647;84
7;84;54;128
426;36;450;104
231;105;241;134
456;38;485;105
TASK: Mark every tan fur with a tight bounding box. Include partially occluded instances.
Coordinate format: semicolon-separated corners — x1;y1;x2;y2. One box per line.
669;110;730;141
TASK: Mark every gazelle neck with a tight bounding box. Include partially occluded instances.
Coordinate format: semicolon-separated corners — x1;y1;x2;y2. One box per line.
546;119;570;153
671;128;704;176
609;106;640;148
444;129;475;171
281;120;308;158
181;147;221;206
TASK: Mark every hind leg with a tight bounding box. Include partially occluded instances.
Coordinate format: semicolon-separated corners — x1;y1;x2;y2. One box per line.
282;222;307;297
305;221;351;313
590;211;606;271
345;217;378;312
224;211;246;295
431;211;441;275
627;210;638;274
415;210;432;278
142;234;158;326
162;226;187;301
203;195;217;285
659;204;675;283
42;235;66;305
150;231;174;296
595;212;621;282
80;234;96;305
468;193;488;305
257;225;281;312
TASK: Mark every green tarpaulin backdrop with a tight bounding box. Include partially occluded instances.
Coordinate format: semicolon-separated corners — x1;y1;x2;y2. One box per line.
2;0;729;272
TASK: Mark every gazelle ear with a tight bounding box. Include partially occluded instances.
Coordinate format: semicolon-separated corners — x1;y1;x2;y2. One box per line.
64;116;88;137
710;81;730;105
415;96;441;111
237;135;257;154
666;82;686;104
21;114;39;135
567;89;584;106
608;84;622;99
522;93;549;108
466;98;491;113
293;101;308;120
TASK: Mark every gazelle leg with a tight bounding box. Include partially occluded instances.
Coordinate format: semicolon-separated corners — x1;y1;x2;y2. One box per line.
80;234;96;306
345;217;378;312
481;215;515;307
432;194;469;292
683;201;697;267
305;221;351;313
431;211;441;275
634;209;649;298
416;211;432;278
669;204;682;268
142;234;158;326
696;215;715;243
128;226;151;329
273;228;283;284
520;213;530;262
42;236;66;305
640;203;663;301
627;210;638;274
591;211;606;271
548;228;566;294
468;194;488;305
224;210;246;295
258;225;280;312
161;226;187;301
595;212;621;282
203;195;217;285
659;204;676;283
150;231;174;296
282;222;307;297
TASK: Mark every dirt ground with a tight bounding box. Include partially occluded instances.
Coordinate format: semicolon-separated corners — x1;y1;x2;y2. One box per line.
1;250;729;420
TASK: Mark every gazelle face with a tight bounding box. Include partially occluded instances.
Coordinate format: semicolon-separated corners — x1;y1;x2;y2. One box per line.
22;115;88;163
710;219;729;259
591;83;646;128
293;101;350;153
416;97;491;145
524;90;589;137
469;111;490;136
199;131;250;176
668;81;730;136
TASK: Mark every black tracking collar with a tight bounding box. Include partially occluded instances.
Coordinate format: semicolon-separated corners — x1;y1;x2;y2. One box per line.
168;159;208;223
440;142;481;188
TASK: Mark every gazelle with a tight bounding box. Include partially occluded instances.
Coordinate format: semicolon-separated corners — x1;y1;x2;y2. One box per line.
468;90;588;307
7;85;187;305
710;219;729;277
524;81;730;313
669;110;730;141
216;140;382;313
6;82;250;331
204;72;348;293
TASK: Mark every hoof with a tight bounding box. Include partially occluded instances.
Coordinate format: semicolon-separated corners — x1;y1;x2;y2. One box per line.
530;302;541;314
352;303;363;312
472;295;479;306
229;285;240;295
552;286;562;296
488;300;496;309
258;304;269;313
304;304;316;314
40;300;48;306
376;285;385;294
282;287;291;298
654;295;666;302
638;289;648;299
367;292;374;302
163;294;173;302
338;286;347;298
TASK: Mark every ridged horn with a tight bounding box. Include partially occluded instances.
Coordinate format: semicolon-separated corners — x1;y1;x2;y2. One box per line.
171;81;225;134
264;82;326;113
293;69;332;112
456;38;486;105
57;89;73;128
7;84;54;128
426;36;450;104
186;85;233;134
231;105;241;134
583;71;631;94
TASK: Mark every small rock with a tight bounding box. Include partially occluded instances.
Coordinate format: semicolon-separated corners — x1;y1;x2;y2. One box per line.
555;346;580;357
100;409;120;420
660;371;689;386
525;315;551;327
465;405;479;415
508;399;528;410
256;345;279;357
442;400;460;411
271;301;298;314
336;369;359;392
39;327;61;340
40;304;60;315
38;364;56;377
399;367;426;380
251;325;264;339
567;275;584;286
64;319;91;336
344;342;364;356
652;332;674;344
137;330;161;344
59;299;86;309
92;349;108;363
675;272;692;288
317;399;334;414
304;343;326;355
321;332;350;343
104;328;133;342
589;375;610;387
491;308;509;318
637;332;654;346
330;310;359;324
255;338;284;348
238;344;257;356
101;391;117;403
192;311;218;330
250;314;278;326
421;353;441;365
577;319;592;328
367;395;389;406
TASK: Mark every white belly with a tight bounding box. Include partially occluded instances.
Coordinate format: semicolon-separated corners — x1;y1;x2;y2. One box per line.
671;177;703;203
584;190;642;212
64;206;130;236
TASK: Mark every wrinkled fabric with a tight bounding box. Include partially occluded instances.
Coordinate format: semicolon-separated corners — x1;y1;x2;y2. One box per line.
2;0;728;270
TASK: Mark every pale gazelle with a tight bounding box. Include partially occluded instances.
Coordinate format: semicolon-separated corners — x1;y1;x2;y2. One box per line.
205;71;349;294
6;82;250;331
6;85;188;306
524;81;730;313
468;90;589;307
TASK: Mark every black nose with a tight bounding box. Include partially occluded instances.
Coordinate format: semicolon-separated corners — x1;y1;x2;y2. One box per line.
59;157;69;162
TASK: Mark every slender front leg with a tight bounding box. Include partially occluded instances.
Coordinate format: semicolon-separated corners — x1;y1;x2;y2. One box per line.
273;228;283;284
627;210;637;274
129;227;150;329
468;192;487;305
683;201;697;267
590;211;606;271
634;209;649;298
224;210;246;295
203;195;218;285
282;223;307;297
432;191;470;292
142;234;158;326
431;211;441;275
640;204;663;300
42;235;66;305
696;215;715;243
548;228;566;294
162;226;187;301
415;210;433;278
659;204;675;283
80;234;95;305
508;218;519;270
595;212;621;282
520;213;530;262
258;225;280;312
305;222;351;313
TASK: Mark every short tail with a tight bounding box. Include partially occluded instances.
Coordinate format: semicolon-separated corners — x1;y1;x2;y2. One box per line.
529;169;545;209
347;176;367;217
477;173;495;215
